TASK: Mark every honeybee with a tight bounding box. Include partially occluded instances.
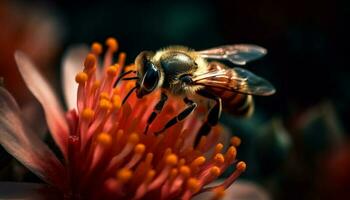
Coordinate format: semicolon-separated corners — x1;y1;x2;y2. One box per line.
121;44;275;144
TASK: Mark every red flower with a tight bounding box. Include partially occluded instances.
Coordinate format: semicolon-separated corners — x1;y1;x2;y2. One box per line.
0;38;247;200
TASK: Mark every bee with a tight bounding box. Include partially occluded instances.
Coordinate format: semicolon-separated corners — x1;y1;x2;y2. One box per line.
120;44;275;144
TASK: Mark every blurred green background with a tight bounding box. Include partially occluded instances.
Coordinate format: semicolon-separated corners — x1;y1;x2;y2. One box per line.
1;0;349;199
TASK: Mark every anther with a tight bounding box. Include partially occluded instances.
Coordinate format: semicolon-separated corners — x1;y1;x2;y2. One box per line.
112;95;122;109
134;143;146;154
179;166;191;178
84;53;96;69
99;92;110;100
190;156;206;168
214;153;225;164
97;132;112;146
81;108;95;120
230;136;241;147
99;99;112;110
210;166;221;177
236;161;246;172
166;154;178;166
225;146;237;162
106;37;118;52
116;168;133;183
75;72;88;84
91;42;103;55
92;80;101;91
128;133;140;144
212;187;225;200
187;178;200;193
107;65;118;77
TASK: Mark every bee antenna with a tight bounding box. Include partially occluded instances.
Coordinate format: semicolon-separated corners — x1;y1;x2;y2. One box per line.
122;85;138;105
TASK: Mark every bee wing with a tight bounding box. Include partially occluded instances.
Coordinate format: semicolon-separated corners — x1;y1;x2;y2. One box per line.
198;44;267;65
193;63;275;96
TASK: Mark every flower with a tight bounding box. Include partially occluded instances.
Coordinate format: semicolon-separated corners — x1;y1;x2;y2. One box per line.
0;38;247;199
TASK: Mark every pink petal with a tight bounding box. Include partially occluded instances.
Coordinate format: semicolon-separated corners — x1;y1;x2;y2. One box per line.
14;51;69;157
0;182;61;200
0;87;67;189
61;45;89;109
21;100;47;138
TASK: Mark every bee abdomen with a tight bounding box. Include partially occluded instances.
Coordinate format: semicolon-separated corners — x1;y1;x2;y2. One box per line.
210;88;254;117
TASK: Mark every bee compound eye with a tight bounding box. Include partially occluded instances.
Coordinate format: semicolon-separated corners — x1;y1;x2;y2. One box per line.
143;62;159;91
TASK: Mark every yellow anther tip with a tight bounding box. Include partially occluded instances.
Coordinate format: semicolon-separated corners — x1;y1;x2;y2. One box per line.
97;132;112;145
214;153;225;164
84;53;96;69
99;99;112;110
231;136;241;147
75;72;88;84
81;108;94;120
179;166;191;177
227;146;237;158
112;95;121;109
210;166;221;176
107;66;118;76
146;170;156;182
236;161;247;172
212;187;225;200
134;143;146;154
99;92;110;100
128;133;140;144
187;178;200;193
193;156;206;166
166;154;178;166
106;37;118;52
116;168;132;183
91;42;103;55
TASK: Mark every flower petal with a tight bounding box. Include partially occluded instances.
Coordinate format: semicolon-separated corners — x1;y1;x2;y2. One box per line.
0;87;67;189
14;51;69;156
0;182;61;200
61;45;89;109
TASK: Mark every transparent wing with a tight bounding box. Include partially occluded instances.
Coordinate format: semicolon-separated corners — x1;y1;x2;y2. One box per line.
198;44;267;65
193;63;275;96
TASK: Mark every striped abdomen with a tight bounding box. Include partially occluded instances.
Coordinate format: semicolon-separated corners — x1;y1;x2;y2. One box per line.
208;87;254;117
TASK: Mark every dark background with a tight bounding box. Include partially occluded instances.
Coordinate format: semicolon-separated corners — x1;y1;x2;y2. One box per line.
1;0;349;199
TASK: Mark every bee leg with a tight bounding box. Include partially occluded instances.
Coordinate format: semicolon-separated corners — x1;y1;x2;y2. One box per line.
144;92;168;134
195;90;222;147
154;98;197;135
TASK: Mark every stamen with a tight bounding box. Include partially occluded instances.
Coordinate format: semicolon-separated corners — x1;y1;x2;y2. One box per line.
230;136;241;147
97;132;112;146
118;52;126;68
236;161;247;172
99;99;112;110
225;146;237;163
81;108;95;120
190;156;206;170
107;65;118;77
214;153;225;165
106;37;118;52
179;165;191;178
214;143;223;156
99;92;110;100
84;53;96;70
91;42;103;55
209;166;221;177
187;178;200;193
75;72;88;84
112;95;122;110
211;187;225;200
116;168;133;183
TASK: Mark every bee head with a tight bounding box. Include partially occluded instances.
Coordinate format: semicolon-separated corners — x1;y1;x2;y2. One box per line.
135;51;160;98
